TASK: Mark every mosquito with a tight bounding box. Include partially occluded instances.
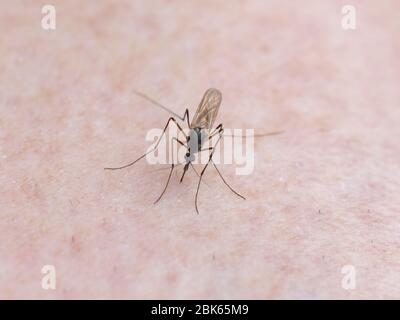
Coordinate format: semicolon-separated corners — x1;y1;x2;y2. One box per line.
105;88;282;214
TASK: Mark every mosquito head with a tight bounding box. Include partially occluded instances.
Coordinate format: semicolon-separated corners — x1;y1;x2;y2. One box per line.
184;150;195;163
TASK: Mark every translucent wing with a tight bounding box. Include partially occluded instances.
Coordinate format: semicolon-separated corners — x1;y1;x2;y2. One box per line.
190;88;222;129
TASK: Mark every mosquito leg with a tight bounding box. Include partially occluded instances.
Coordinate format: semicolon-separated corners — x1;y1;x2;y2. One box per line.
208;124;223;140
154;163;174;204
194;124;224;214
153;133;189;203
175;141;208;184
172;137;187;149
189;162;210;188
148;137;186;173
104;117;188;170
210;159;245;200
189;162;200;178
176;109;190;140
171;136;188;165
202;125;245;200
183;109;190;128
152;162;183;172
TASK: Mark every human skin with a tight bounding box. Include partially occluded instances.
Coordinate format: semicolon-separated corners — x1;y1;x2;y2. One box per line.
1;0;399;299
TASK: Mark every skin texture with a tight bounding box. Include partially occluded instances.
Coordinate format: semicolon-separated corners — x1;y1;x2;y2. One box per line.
1;0;399;299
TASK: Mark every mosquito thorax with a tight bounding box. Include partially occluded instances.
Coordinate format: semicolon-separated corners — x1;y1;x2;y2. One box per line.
187;127;206;154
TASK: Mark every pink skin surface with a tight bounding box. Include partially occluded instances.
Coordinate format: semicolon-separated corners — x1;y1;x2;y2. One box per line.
1;0;400;299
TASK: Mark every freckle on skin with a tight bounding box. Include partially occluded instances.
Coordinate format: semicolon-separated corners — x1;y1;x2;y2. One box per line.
166;272;178;284
71;235;81;253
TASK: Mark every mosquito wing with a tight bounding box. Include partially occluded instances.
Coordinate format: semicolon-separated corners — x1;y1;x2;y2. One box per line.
190;88;222;129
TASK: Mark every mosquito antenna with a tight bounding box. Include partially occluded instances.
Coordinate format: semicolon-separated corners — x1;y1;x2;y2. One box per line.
223;130;285;138
254;130;285;137
131;89;185;121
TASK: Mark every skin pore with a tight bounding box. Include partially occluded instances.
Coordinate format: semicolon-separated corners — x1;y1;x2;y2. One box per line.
1;0;399;298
